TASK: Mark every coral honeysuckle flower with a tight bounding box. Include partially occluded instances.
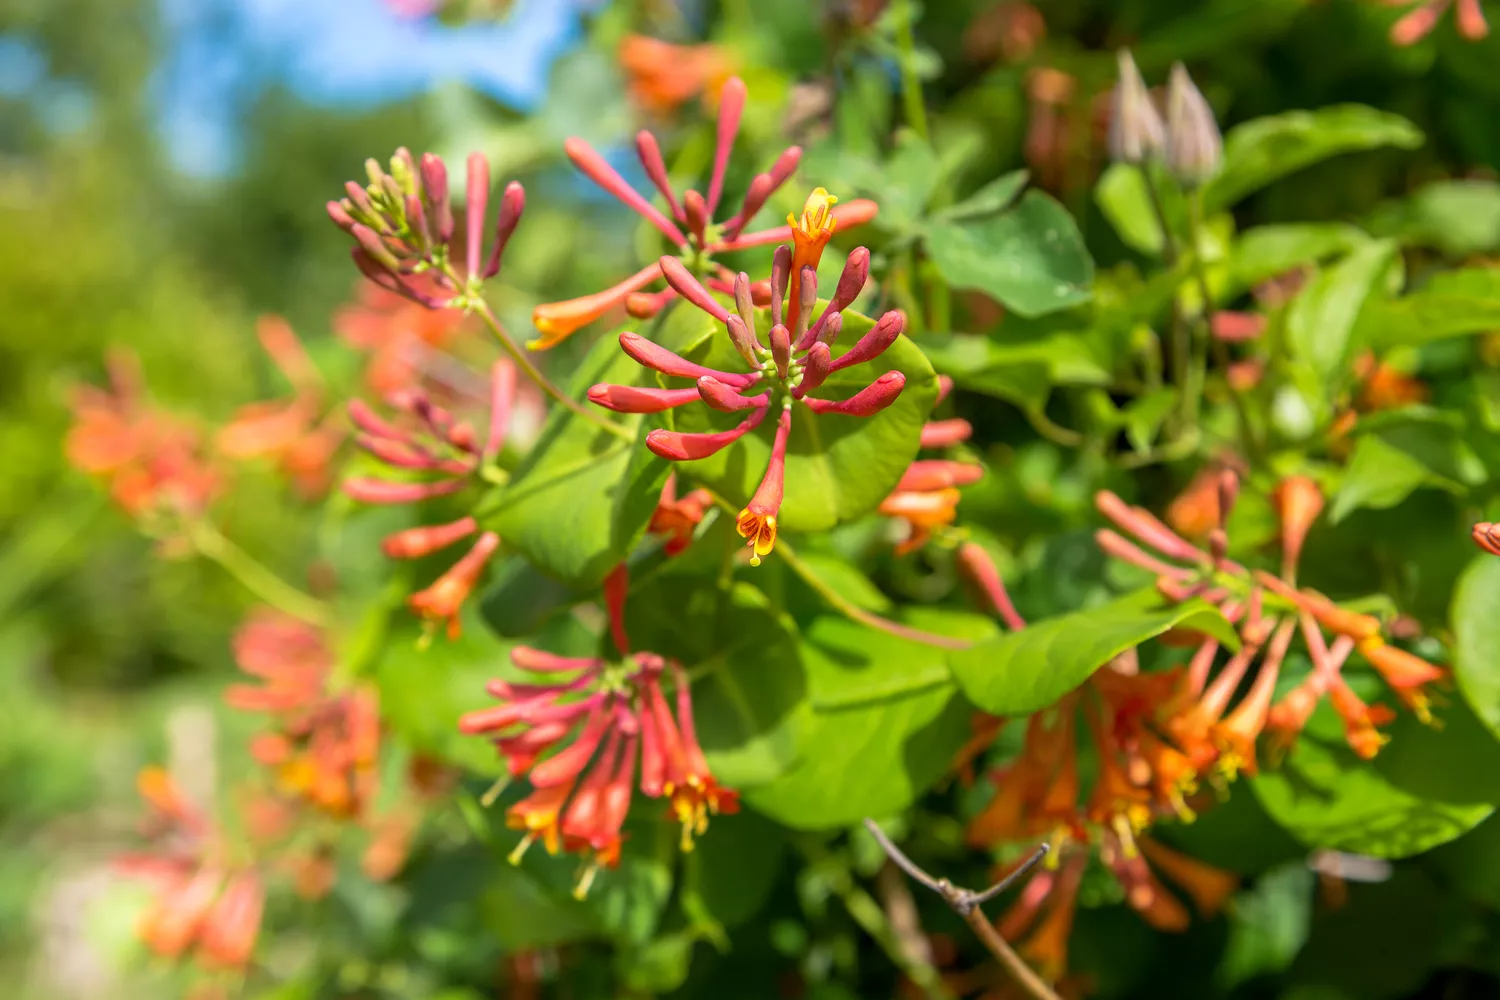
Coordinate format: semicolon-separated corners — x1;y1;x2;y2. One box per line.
1385;0;1489;46
618;35;736;115
1355;636;1447;723
115;768;266;974
226;610;382;819
587;230;907;566
218;316;344;498
648;473;714;556
328;148;524;309
531;80;877;349
334;278;473;398
344;361;516;638
1473;520;1500;557
67;353;222;526
1353;351;1428;411
458;565;736;894
1272;475;1324;583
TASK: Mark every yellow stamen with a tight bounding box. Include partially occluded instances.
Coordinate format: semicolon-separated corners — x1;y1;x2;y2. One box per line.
508;832;536;866
735;510;778;567
787;188;839;315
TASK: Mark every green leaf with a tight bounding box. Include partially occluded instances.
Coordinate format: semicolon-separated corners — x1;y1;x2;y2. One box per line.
1204;106;1424;213
1357;267;1500;348
1284;239;1398;381
1367;179;1500;257
682;808;785;931
1452;554;1500;742
375;612;516;774
1124;388;1178;453
1229;223;1370;291
663;306;939;533
1329;419;1485;522
801;617;954;710
1094;163;1183;257
743;682;967;830
873;129;941;231
624;576;806;788
1250;702;1492;858
932;169;1029;224
948;589;1239;716
479;331;668;589
1218;863;1315;989
921;331;1109;412
924;190;1094;317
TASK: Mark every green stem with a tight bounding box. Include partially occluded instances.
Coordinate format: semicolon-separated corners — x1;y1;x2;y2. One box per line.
471;300;632;441
188;520;331;627
1184;191;1260;457
894;0;930;142
1025;407;1085;448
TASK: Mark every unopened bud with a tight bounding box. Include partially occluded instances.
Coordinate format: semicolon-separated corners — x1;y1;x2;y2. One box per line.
794;343;831;399
420;153;453;242
725;315;762;368
326;200;355;231
770;245;791;327
1107;49;1165;164
793;266;818;345
1274;476;1324;581
1164;62;1221;186
352;224;399;272
683;189;709;241
483;181;525;279
770;324;792;379
817;311;843;348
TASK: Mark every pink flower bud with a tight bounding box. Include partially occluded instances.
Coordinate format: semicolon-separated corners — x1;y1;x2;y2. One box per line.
1107;49;1165;165
634;130;684;222
792;265;818;345
1164;63;1221;186
829;310;904;371
801;247;870;348
684;189;709;243
726;173;773;239
587;384;702;413
659;256;730;324
565;136;687;246
896;460;984;492
383;516;479;559
485;361;515;460
725;314;762;368
420;152;453;242
920;418;972;448
348;399;403;441
769;245;791;326
465;153;489;278
697;376;769;412
646;406;768;460
817;311;843;348
619;332;753;387
770;323;792;379
343;477;466;505
483;181;525;279
955;541;1026;631
352;224;399;272
708;76;746;215
326;200;355;230
803;371;906;416
405;193;431;250
793;343;831;399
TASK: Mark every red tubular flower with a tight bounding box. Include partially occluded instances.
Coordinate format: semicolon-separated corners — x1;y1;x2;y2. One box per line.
408;531;501;639
461;576;734;888
736;409;790;566
955;542;1027;631
1388;0;1488;46
1212;618;1297;778
593;228;908;566
1473;521;1500;557
1273;475;1324;582
919;418;973;448
648;475;713;556
329;148;524;309
197;873;265;970
530;79;878;348
345;363;514;636
1356;637;1447;723
1210;311;1266;342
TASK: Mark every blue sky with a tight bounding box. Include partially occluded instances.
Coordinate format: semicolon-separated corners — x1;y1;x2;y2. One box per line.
153;0;589;176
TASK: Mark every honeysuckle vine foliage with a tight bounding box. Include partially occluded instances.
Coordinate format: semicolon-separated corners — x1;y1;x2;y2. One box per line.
56;2;1500;997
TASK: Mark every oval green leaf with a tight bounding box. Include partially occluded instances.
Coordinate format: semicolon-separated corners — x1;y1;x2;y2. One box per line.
948;589;1239;716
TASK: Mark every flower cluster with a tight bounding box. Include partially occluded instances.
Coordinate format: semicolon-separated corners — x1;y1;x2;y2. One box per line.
530;76;877;349
879;377;984;555
460;567;736;896
617;35;737;116
327;148;524;311
115;768;266;978
343;361;515;638
1098;471;1445;761
1109;52;1222;186
228;610;380;820
1385;0;1489;46
67;351;221;532
588;200;907;565
217;316;345;499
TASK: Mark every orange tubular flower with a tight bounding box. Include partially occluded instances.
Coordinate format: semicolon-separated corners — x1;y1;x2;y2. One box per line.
1328;675;1395;759
1273;475;1324;582
648;474;713;556
532;77;876;349
409;531;501;639
460;566;738;891
1356;636;1446;723
618;35;735;115
1353;351;1428;411
334;280;471;397
880;460;984;554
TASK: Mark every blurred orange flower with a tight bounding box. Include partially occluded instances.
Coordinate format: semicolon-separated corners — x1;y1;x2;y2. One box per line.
618;35;736;115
